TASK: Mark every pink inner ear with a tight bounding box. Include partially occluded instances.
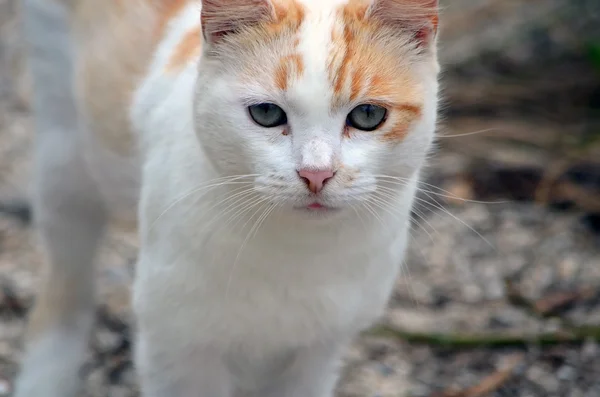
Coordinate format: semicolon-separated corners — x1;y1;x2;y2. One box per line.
413;16;438;46
414;28;428;45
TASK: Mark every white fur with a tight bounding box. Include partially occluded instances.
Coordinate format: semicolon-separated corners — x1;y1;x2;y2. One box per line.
15;0;439;396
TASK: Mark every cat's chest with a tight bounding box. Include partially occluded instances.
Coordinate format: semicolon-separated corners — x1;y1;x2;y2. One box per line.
137;227;404;347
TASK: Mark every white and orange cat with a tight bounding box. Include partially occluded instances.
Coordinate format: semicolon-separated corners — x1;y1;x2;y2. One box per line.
16;0;440;396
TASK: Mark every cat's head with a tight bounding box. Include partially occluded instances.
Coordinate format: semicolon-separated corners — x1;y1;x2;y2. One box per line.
194;0;439;218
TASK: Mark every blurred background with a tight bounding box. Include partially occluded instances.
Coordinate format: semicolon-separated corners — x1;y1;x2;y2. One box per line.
0;0;599;396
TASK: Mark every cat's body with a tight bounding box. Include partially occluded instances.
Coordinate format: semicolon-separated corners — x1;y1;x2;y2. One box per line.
16;0;439;396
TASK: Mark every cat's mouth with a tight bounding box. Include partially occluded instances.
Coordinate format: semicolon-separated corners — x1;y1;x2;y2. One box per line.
294;201;339;212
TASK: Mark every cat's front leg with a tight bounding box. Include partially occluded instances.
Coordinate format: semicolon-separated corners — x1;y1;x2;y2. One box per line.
135;332;233;397
262;342;344;397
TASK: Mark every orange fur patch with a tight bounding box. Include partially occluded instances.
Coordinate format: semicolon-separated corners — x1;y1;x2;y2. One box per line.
155;0;189;40
225;0;306;88
166;26;202;72
269;0;306;34
274;53;304;90
431;14;439;32
329;1;429;142
271;2;305;91
329;1;376;103
382;104;422;141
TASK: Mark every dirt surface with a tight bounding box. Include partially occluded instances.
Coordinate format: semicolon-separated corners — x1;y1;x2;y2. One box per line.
1;1;600;397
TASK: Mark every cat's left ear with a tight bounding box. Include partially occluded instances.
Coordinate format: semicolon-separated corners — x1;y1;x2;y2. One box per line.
369;0;439;48
201;0;274;45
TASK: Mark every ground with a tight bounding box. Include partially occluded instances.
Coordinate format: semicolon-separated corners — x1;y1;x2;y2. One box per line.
1;1;600;396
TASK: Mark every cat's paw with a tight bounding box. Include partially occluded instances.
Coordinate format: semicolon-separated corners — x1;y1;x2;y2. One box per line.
13;370;81;397
13;332;88;397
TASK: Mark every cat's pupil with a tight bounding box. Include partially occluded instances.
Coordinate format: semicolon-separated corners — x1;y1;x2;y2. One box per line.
363;105;375;118
256;104;273;115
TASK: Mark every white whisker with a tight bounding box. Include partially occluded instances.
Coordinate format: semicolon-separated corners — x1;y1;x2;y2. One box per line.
204;190;260;233
371;190;435;242
374;174;508;204
226;202;275;298
222;195;270;232
148;174;259;231
208;187;258;216
436;128;499;139
400;258;419;307
415;192;495;249
349;203;368;232
361;200;387;230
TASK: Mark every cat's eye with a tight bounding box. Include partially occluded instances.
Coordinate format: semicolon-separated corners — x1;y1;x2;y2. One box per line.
248;103;287;128
346;104;387;131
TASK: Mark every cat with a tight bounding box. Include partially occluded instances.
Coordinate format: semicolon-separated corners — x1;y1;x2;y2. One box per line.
15;0;440;396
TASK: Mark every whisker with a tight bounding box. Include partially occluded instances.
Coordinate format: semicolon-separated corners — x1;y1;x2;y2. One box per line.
226;202;275;298
365;196;396;219
364;193;424;307
406;223;431;265
436;127;499;139
361;200;387;230
251;202;278;240
415;192;495;249
410;202;440;243
204;191;260;233
208;187;258;217
148;174;259;231
374;174;509;204
371;190;435;242
373;178;494;248
222;195;270;232
400;258;419;308
349;203;368;232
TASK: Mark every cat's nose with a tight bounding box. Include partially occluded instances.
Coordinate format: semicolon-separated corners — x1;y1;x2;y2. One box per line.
298;169;335;194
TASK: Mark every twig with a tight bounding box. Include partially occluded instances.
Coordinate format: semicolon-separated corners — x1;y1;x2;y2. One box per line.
505;278;599;326
366;325;600;349
428;354;524;397
505;279;541;318
533;287;597;317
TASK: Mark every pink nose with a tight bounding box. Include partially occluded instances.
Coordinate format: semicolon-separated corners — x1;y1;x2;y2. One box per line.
298;169;335;194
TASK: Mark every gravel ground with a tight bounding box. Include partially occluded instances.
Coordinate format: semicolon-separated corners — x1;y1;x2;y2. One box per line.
1;1;600;396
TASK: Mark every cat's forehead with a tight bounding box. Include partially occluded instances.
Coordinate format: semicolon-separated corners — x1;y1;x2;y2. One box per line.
242;0;423;112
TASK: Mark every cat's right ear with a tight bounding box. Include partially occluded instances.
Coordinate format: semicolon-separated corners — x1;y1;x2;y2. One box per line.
369;0;439;48
201;0;274;45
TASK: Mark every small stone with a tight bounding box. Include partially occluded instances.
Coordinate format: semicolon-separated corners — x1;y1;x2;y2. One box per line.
108;385;134;397
527;366;560;393
582;339;598;359
557;257;579;281
570;389;584;397
462;284;482;303
557;365;576;381
408;385;432;397
376;362;395;377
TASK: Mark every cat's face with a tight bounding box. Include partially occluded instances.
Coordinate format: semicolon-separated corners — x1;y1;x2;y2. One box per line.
194;0;439;217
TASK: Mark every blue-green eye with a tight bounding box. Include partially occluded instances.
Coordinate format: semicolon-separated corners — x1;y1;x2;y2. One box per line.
347;104;387;131
248;103;287;128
